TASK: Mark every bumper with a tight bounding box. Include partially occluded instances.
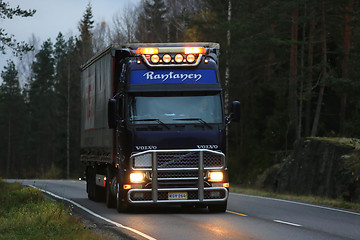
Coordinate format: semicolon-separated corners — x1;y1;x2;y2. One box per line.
128;187;228;204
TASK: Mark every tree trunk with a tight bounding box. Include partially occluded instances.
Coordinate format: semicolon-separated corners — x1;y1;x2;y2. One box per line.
305;1;316;136
339;0;353;135
298;0;308;140
267;24;276;82
6;119;11;178
289;8;299;139
311;0;327;137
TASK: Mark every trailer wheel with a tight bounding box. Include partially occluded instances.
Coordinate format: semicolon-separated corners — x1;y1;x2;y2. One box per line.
87;166;94;200
87;165;105;202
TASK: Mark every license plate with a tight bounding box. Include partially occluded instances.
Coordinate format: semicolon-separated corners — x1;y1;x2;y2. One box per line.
168;192;188;200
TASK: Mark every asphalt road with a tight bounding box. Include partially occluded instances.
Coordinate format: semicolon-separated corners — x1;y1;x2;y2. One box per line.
7;179;360;240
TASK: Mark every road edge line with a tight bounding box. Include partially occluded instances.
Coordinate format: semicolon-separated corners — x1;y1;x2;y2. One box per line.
230;192;360;216
29;185;157;240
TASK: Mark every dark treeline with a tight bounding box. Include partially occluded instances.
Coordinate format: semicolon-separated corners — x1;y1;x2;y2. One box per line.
1;0;360;183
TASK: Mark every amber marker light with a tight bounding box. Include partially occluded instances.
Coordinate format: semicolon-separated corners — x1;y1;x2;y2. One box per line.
184;47;206;54
136;48;159;55
208;171;224;182
223;183;230;188
130;172;145;183
123;184;131;190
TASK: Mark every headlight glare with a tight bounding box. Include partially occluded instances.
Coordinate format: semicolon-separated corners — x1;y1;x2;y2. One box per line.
130;172;145;183
208;171;224;182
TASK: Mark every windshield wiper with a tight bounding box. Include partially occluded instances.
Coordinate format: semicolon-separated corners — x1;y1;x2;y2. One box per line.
133;118;170;129
173;118;213;129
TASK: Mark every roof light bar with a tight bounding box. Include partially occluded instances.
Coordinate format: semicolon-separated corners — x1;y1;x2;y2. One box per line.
136;48;159;55
184;47;206;54
135;46;207;67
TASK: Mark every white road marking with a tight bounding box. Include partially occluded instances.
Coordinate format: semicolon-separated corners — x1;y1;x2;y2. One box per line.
29;185;157;240
274;220;302;227
231;193;360;216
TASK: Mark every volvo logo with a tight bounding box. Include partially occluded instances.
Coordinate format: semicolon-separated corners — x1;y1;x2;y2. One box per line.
197;145;219;150
135;145;158;150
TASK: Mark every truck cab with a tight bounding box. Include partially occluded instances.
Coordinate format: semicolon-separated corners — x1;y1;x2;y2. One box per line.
81;43;240;212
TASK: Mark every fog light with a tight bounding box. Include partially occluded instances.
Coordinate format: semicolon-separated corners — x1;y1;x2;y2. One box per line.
175;54;184;63
130;172;145;183
134;192;144;199
208;171;223;182
210;191;221;198
163;54;171;63
186;54;195;63
151;54;160;63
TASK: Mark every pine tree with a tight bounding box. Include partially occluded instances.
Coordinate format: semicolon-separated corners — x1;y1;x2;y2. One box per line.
78;3;94;62
28;39;57;176
0;60;27;177
135;0;167;42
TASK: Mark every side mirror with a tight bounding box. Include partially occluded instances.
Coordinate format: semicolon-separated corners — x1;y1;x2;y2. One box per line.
227;101;240;123
108;98;117;129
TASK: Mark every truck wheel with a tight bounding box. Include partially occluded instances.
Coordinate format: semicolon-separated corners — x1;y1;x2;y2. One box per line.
116;182;130;213
208;201;227;213
87;166;94;200
106;180;116;208
88;166;105;202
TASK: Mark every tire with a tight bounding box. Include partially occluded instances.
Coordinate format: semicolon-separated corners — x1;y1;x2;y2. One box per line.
105;171;116;208
87;166;94;200
116;182;131;213
208;201;227;213
88;166;105;202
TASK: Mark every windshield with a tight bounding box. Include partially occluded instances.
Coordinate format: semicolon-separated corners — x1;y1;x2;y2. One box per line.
129;94;223;125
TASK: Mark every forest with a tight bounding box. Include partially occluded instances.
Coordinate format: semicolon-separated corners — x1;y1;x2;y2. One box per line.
1;0;360;184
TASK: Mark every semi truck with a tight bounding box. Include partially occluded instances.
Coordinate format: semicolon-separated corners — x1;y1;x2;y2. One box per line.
80;42;240;212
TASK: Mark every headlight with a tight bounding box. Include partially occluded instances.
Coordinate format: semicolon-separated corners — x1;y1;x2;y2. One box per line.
130;172;145;183
208;171;224;182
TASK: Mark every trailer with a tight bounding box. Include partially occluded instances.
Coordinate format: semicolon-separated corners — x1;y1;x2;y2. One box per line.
80;43;240;212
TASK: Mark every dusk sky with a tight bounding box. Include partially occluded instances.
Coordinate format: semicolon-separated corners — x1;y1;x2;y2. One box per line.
1;0;140;76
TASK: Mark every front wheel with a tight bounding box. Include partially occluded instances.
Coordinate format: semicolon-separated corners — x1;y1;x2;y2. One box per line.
116;183;131;213
105;168;116;208
106;180;116;208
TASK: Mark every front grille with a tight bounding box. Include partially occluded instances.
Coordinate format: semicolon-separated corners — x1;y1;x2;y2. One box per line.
156;171;199;179
129;150;227;204
156;152;223;169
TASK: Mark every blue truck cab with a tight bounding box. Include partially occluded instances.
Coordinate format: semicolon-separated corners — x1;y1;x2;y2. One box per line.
80;43;240;212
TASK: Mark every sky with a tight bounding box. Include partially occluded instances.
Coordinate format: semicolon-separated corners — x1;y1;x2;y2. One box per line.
0;0;140;81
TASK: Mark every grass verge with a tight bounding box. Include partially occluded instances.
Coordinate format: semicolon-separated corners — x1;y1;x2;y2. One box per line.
0;179;114;240
230;185;360;213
